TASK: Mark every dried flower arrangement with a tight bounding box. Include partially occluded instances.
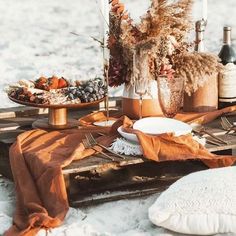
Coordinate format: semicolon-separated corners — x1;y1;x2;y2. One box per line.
108;0;223;95
108;0;193;87
174;52;223;95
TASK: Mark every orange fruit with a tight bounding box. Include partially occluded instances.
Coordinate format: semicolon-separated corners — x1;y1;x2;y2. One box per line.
58;78;68;88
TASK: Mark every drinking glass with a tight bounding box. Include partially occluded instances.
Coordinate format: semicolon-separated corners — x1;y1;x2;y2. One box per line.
134;79;150;119
157;76;184;118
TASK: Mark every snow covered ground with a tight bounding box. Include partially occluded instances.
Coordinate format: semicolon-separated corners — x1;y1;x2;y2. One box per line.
1;0;236;235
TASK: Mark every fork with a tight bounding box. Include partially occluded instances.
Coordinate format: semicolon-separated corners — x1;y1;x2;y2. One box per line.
221;117;236;134
82;138;115;161
192;126;228;145
86;133;126;160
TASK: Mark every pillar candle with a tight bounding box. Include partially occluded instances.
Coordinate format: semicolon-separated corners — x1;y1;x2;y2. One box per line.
202;0;208;22
100;0;110;63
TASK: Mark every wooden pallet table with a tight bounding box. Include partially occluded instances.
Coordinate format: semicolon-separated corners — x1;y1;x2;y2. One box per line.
0;105;236;207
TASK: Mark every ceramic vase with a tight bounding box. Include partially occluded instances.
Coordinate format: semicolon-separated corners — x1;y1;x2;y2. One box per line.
122;80;163;119
183;74;218;112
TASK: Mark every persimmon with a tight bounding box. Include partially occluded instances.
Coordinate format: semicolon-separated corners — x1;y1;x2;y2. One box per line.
48;76;59;90
58;78;68;88
35;77;47;89
111;0;119;6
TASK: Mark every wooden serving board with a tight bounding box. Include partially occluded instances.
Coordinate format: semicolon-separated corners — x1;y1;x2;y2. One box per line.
0;104;236;206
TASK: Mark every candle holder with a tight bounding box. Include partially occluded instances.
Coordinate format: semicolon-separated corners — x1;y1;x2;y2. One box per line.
92;0;117;127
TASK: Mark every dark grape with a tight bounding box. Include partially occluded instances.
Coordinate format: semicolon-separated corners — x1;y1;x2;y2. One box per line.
76;91;82;97
71;89;77;95
92;94;97;100
68;94;74;100
84;86;94;93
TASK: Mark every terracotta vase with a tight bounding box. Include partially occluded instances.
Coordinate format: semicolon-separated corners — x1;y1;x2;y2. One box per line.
122;80;163;119
183;74;218;112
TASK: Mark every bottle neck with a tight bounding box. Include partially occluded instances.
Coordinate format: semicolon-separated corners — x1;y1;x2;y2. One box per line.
195;30;205;52
194;20;206;52
223;29;232;45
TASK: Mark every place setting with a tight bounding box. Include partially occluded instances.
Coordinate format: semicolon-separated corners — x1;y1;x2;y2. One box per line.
89;72;231;159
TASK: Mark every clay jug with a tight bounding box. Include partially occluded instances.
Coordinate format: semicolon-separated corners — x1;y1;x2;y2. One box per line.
183;74;218;112
122;80;163;119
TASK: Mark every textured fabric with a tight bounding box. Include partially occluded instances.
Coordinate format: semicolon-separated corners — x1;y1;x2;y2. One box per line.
110;138;143;156
149;166;236;235
110;136;206;156
176;105;236;124
5;128;102;236
118;116;236;168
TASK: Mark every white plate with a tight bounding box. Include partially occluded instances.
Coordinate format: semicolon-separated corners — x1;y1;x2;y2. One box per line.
93;120;116;127
133;117;192;136
117;126;138;143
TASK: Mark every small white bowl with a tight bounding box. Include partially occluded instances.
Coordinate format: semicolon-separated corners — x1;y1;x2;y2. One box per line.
117;126;138;143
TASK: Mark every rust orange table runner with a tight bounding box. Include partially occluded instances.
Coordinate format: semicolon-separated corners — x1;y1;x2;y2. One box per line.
5;105;236;235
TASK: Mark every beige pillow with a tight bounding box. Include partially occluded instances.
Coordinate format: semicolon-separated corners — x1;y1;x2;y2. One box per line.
149;167;236;235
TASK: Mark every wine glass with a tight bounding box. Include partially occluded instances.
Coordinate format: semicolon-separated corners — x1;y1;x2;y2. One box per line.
133;48;150;119
134;79;150;119
157;76;184;118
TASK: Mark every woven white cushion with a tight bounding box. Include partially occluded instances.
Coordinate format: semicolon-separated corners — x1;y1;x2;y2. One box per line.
149;166;236;235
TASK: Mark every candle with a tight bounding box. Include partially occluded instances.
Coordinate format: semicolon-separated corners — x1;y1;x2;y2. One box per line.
98;0;110;63
99;0;110;123
202;0;208;22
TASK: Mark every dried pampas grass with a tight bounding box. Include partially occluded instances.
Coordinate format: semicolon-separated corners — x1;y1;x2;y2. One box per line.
108;0;194;87
138;0;193;42
174;52;223;95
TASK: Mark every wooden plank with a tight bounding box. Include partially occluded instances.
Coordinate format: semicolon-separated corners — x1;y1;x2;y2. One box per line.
70;161;207;193
0;141;13;179
69;161;207;207
62;155;145;175
70;188;165;207
0;117;38;131
0;130;25;139
0;106;48;119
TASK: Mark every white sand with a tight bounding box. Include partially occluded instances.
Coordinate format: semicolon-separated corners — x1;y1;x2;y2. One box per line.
1;0;236;235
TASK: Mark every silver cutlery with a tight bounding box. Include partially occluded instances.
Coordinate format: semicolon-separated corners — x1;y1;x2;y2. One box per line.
221;116;236;134
82;138;115;161
192;126;228;145
86;133;126;160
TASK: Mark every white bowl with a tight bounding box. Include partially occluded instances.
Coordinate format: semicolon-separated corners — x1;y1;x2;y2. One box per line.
117;118;192;143
117;126;138;143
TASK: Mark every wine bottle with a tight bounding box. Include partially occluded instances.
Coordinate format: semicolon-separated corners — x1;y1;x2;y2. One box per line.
218;26;236;108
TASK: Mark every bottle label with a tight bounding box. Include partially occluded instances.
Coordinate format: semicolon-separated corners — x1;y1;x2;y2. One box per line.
219;63;236;102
